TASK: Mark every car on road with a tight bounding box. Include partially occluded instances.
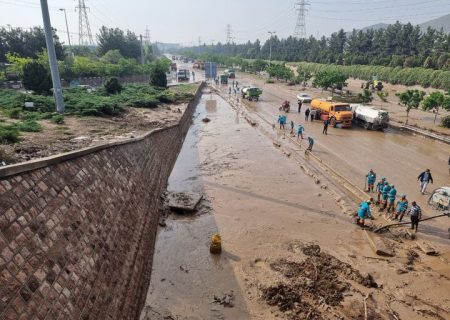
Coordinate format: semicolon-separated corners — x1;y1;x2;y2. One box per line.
428;187;450;211
297;93;312;103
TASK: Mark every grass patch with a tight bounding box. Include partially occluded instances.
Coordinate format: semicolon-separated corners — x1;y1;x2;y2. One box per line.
0;123;20;143
16;120;42;132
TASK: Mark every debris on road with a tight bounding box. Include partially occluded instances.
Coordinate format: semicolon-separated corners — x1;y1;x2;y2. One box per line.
165;192;203;212
212;291;235;307
261;244;378;319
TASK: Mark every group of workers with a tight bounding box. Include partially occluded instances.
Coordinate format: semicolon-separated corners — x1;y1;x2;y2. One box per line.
357;169;425;232
277;114;314;152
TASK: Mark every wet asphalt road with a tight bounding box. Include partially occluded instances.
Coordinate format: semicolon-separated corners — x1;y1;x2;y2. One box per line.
223;71;450;239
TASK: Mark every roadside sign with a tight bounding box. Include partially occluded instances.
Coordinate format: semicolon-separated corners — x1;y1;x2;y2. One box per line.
204;62;217;79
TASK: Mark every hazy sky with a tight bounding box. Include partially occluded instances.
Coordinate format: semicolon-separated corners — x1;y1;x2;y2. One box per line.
1;0;449;46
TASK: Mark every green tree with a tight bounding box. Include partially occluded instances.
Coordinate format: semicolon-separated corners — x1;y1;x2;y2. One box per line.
97;26;140;59
101;49;124;64
22;61;52;95
150;61;167;88
422;91;450;124
313;70;348;97
251;59;267;74
396;89;426;124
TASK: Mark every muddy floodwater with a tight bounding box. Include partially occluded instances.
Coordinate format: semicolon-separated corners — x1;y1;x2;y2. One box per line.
140;91;450;320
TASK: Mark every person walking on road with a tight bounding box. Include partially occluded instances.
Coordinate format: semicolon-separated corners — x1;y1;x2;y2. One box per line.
310;109;316;122
386;185;397;213
394;195;408;221
307;136;314;152
297;124;304;139
305;108;310;121
376;178;386;203
323;118;330;135
356;199;374;227
192;71;195;81
278;115;286;130
298;100;302;113
366;170;377;192
418;169;433;194
290;120;295;135
407;201;422;232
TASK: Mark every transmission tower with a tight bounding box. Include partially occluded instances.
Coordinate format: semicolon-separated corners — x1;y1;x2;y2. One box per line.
226;24;233;44
75;0;94;46
144;26;151;45
294;0;310;39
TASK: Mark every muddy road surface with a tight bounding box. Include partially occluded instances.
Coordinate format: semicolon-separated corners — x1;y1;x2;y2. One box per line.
221;73;450;240
140;89;450;320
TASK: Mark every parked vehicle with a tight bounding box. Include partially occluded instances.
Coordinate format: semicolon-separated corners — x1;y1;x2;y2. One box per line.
297;93;312;103
177;69;190;82
242;87;262;101
428;187;450;211
225;69;236;79
310;99;353;128
350;104;389;130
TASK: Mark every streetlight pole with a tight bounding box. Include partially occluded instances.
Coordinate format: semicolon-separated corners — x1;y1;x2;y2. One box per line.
268;31;276;67
41;0;65;113
59;8;71;47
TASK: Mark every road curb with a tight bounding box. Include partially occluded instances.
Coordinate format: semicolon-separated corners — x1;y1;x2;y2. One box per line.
389;122;450;144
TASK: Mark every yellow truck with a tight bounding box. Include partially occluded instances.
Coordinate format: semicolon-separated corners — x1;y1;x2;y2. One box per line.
310;99;353;128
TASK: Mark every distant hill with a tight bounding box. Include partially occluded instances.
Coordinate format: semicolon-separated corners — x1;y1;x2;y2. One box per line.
360;23;390;32
354;14;450;34
419;13;450;33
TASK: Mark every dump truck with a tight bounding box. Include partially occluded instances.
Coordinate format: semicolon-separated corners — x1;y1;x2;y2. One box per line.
310;99;353;128
177;69;190;82
220;74;228;84
242;87;262;101
350;104;389;130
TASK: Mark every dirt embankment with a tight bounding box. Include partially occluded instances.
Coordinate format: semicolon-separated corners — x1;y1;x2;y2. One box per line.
0;103;187;165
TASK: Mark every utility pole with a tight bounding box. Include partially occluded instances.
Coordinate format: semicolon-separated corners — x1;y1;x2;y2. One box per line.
40;0;65;113
140;34;145;64
198;36;201;46
294;0;310;39
75;0;94;46
59;8;72;47
268;31;276;66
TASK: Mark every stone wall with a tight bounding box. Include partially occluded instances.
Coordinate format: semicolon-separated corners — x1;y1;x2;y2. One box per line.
0;83;204;320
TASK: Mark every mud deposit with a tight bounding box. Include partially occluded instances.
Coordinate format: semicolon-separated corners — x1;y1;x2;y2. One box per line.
262;244;377;319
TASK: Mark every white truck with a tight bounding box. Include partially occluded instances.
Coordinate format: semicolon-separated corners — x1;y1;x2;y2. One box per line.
350;104;389;130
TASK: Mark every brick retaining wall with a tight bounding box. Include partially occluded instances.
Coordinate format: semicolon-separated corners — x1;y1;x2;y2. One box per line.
0;83;205;320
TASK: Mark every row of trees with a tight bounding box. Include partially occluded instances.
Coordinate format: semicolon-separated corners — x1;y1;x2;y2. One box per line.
178;22;450;70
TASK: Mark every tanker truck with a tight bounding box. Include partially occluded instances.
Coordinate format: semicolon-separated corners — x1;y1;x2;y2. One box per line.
350;104;389;130
310;99;353;128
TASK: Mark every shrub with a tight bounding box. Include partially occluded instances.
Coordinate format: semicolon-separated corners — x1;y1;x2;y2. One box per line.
104;77;123;94
441;115;450;128
50;114;65;124
16;120;42;132
22;61;52;95
0;124;20;144
8;108;22;119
